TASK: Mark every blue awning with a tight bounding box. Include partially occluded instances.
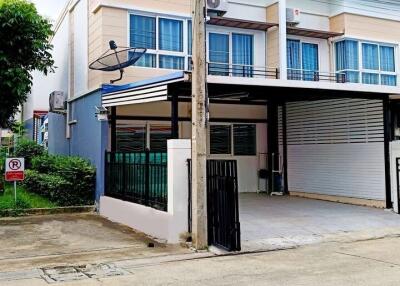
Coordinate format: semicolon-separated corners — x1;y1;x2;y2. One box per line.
102;71;188;107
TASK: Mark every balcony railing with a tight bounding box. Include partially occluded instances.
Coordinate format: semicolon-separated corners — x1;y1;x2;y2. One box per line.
207;62;279;79
287;69;347;83
206;63;347;84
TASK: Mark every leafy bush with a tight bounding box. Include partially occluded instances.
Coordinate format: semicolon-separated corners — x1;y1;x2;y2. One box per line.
27;155;96;206
14;140;45;169
31;154;57;173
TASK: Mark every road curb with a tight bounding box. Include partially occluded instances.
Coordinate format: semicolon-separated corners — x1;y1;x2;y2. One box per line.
0;206;95;217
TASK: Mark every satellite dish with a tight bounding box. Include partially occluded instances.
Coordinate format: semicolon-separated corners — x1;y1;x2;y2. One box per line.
89;40;146;84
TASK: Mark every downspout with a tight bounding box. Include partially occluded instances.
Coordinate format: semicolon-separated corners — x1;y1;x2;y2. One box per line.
278;0;287;80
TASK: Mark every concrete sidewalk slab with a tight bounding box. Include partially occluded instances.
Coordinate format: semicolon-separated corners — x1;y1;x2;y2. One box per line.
0;213;191;272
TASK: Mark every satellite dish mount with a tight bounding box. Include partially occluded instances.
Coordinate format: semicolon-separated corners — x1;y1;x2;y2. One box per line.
89;40;146;84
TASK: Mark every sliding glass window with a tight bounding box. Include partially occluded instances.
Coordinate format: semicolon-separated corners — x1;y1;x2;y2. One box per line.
130;15;156;49
209;33;230;76
336;39;396;86
159;18;183;52
335;40;359;83
232;33;254;77
287;39;319;81
287;39;301;80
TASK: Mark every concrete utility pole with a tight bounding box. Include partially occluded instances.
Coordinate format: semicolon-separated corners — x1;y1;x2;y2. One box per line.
191;0;208;249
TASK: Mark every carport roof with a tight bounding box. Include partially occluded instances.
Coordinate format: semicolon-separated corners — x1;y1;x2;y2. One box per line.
101;71;398;108
101;72;188;107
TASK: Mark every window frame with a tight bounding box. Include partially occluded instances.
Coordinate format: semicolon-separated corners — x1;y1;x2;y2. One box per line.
208;123;258;157
128;11;191;70
334;38;398;86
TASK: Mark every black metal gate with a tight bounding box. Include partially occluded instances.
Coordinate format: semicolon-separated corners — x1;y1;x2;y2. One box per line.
207;160;241;251
187;159;241;251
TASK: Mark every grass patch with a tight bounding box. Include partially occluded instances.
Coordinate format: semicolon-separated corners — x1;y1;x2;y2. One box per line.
0;183;56;210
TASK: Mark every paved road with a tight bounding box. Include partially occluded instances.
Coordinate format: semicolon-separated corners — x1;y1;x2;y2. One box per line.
2;235;400;285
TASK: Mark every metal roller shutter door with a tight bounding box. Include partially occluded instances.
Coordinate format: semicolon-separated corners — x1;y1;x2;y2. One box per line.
285;98;385;200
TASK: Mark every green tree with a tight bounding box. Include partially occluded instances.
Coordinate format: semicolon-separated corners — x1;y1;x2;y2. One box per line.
0;0;54;128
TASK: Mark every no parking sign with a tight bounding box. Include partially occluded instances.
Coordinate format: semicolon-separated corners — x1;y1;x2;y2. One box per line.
5;158;25;181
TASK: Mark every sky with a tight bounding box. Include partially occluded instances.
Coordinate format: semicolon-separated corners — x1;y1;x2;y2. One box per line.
30;0;68;21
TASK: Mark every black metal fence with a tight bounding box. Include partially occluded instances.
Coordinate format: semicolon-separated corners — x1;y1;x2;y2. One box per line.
105;151;168;211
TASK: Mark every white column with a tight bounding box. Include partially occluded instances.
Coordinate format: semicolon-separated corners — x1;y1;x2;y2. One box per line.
167;139;191;241
278;0;287;80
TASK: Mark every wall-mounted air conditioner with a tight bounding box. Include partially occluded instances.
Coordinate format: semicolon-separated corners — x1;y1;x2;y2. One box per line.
286;8;300;25
207;0;228;16
49;91;66;114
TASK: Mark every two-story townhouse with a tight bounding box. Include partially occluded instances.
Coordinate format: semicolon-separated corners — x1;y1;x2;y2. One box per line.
28;0;400;249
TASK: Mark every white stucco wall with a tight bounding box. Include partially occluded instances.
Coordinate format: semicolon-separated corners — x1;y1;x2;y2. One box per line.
100;140;191;243
25;0;88;121
73;0;89;96
24;11;70;121
225;1;268;22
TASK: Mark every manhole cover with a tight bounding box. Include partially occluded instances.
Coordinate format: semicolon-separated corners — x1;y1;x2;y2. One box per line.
40;263;128;283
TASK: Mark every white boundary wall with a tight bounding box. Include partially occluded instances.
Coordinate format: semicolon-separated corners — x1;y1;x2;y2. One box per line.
100;139;191;243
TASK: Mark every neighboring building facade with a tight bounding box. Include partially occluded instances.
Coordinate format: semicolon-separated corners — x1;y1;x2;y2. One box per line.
28;0;400;244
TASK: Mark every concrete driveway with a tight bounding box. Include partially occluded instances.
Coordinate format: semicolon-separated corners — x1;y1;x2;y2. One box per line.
0;213;192;273
240;193;400;251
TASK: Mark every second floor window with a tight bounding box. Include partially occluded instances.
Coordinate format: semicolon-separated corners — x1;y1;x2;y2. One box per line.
130;14;189;70
158;18;183;52
287;39;319;81
208;32;254;77
335;39;397;86
209;33;230;76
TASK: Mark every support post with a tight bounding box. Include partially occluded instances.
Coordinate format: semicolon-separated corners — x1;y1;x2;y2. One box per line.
282;102;289;195
267;101;279;193
110;106;116;152
191;0;208;250
278;0;287;80
383;96;392;209
172;94;179;139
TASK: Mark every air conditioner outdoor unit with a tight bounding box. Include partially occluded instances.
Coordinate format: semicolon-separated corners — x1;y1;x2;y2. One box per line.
286;8;300;25
49;91;66;114
207;0;228;16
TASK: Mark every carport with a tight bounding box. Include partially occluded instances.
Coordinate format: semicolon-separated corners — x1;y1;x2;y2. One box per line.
205;75;400;251
101;71;400;251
